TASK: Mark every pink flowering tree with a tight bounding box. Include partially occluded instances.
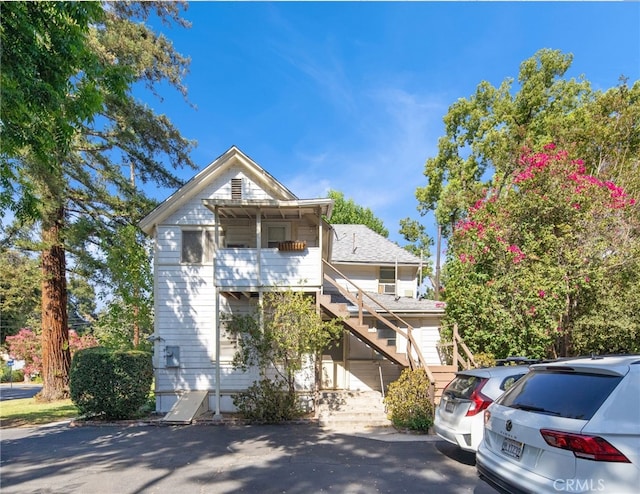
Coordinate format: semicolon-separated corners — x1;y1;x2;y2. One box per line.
444;145;639;358
6;329;98;380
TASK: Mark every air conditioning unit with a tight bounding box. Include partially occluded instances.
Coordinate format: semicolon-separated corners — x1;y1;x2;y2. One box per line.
378;283;396;295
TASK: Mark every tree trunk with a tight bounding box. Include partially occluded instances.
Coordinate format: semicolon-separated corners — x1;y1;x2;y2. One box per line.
39;207;71;401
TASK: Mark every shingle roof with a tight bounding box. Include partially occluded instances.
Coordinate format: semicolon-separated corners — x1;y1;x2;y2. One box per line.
332;293;447;314
329;224;423;265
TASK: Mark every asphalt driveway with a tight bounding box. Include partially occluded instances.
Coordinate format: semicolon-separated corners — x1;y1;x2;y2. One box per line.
0;422;498;493
0;384;42;401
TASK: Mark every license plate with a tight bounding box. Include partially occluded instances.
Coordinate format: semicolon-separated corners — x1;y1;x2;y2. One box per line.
501;437;524;460
445;400;455;413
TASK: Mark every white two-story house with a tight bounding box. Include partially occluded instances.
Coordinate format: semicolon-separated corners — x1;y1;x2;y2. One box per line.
140;146;446;416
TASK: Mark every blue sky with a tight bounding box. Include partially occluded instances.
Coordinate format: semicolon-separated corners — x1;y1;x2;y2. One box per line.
146;1;640;249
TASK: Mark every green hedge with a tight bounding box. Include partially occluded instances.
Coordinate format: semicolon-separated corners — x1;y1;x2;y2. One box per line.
70;347;153;420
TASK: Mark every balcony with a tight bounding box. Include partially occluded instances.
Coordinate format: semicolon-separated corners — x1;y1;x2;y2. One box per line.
215;246;322;290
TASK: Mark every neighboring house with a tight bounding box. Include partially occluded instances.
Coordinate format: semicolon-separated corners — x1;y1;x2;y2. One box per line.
140;146;446;415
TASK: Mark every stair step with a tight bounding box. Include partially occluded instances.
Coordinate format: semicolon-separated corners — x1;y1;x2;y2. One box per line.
316;391;390;429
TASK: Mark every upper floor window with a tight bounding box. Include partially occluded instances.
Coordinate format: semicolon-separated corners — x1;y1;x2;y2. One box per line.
379;267;396;283
266;223;290;248
182;229;214;263
379;266;396;295
231;178;242;199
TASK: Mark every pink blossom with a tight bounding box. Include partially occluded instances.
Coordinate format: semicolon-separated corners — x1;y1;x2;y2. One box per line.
538;290;546;298
507;244;526;263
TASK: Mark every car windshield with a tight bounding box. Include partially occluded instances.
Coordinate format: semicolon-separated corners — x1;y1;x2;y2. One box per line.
443;375;483;400
497;371;622;420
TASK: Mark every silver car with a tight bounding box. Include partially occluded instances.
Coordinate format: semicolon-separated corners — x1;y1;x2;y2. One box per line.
477;355;640;494
434;361;532;452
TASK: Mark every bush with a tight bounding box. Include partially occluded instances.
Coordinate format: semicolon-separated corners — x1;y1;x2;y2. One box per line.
384;368;434;432
1;365;24;383
233;378;300;423
474;352;496;368
70;347;153;420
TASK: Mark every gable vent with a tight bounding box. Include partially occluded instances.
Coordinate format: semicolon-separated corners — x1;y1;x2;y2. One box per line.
231;178;242;199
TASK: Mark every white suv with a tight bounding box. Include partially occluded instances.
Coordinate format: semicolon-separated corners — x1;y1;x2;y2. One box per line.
477;355;640;494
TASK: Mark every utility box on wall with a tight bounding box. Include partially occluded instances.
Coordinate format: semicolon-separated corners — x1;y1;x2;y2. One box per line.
166;346;180;368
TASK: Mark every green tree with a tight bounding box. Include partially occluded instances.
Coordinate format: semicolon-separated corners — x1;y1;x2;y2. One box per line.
326;190;389;237
444;146;639;358
0;250;41;341
0;2;108;211
100;224;153;348
416;49;640;236
226;291;343;394
1;2;195;400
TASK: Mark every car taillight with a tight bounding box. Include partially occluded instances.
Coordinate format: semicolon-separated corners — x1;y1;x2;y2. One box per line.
465;379;491;416
540;429;630;463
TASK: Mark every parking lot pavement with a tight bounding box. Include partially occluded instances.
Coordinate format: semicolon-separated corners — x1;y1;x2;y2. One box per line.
1;422;498;493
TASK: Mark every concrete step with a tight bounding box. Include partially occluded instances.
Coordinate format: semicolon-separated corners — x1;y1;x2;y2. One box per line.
316;391;392;429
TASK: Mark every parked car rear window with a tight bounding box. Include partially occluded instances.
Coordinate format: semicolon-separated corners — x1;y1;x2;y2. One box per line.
443;375;484;400
500;374;525;392
497;371;622;420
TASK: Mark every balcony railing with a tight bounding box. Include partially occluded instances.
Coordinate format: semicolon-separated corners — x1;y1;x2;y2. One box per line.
215;246;322;289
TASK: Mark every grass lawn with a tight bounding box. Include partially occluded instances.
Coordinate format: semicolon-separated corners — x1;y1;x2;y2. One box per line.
0;398;79;428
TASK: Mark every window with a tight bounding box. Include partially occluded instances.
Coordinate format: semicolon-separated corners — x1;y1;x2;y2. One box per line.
181;230;214;263
498;371;623;420
266;223;289;247
231;178;242;199
379;267;396;294
379;267;396;283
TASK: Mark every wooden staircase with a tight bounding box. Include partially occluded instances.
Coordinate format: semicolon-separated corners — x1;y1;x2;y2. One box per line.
319;290;459;404
318;293;411;367
429;365;458;404
319;261;476;408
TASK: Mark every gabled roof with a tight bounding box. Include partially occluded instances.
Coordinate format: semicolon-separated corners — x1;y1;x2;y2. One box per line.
329;224;423;265
140;146;300;234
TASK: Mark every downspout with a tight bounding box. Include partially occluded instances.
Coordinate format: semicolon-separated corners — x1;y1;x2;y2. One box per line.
213;206;222;420
318;207;324;290
256;208;262;290
395;255;398;296
256;209;264;345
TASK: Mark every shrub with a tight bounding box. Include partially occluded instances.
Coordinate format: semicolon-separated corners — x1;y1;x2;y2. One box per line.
474;352;496;368
1;365;24;383
233;378;300;423
70;347;153;420
384;368;434;432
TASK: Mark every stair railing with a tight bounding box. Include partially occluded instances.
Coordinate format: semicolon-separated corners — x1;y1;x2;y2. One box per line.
437;323;476;370
322;260;433;385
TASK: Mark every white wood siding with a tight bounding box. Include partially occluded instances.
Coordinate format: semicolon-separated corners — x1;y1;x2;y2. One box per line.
347;360;403;391
216;248;322;288
397;266;418;298
330;264;418;298
332;264;378;293
163;167;276;227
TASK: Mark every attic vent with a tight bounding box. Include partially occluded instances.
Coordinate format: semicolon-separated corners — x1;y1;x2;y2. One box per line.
231;178;242;199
